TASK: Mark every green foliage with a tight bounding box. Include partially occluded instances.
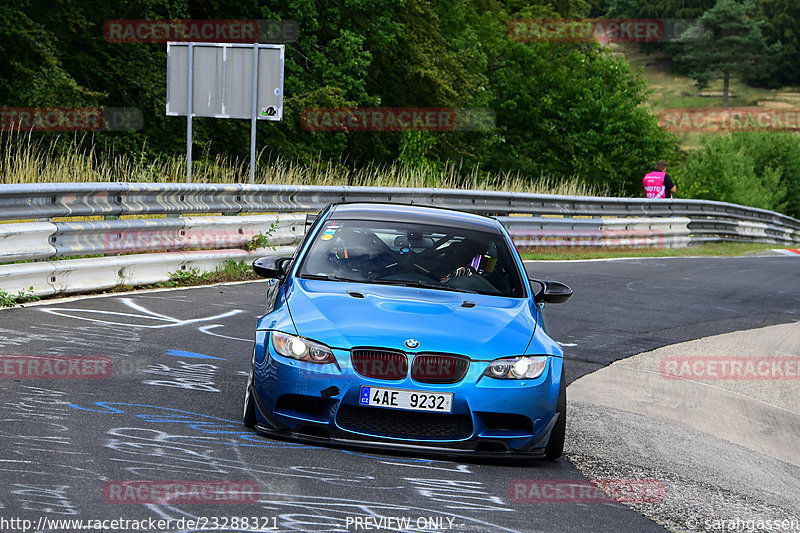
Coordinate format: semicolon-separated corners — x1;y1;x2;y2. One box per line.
487;39;676;195
161;260;256;287
605;0;798;92
604;0;718;64
0;286;40;307
677;132;800;215
168;267;203;285
0;0;678;197
750;0;800;87
398;131;439;172
0;3;104;107
211;259;253;280
673;0;778;108
245;220;279;251
605;0;715;18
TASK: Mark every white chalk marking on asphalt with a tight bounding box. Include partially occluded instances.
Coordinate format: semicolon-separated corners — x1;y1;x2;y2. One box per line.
198;324;252;342
40;297;243;329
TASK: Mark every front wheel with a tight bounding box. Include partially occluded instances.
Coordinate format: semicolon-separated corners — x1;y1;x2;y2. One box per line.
243;350;257;428
544;367;566;461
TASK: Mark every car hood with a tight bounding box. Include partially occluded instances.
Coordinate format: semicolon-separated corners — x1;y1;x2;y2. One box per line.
286;279;537;359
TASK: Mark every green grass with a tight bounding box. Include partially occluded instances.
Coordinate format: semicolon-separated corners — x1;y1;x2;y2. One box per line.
619;45;800;110
613;44;800;151
0;134;607;197
521;241;778;260
160;259;259;286
111;259;259;293
0;286;40;307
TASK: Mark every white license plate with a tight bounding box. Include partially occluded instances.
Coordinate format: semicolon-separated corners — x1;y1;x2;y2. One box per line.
359;386;453;413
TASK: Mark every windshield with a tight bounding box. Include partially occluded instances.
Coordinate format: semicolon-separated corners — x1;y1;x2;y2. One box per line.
297;219;525;297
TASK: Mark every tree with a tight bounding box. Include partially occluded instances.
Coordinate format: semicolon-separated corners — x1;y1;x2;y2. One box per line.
751;0;800;86
486;34;676;195
0;2;102;107
606;0;715;18
673;0;777;109
678;132;794;214
1;0;678;194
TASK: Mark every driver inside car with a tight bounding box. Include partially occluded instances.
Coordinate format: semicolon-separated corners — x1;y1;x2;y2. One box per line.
328;228;387;279
441;240;497;281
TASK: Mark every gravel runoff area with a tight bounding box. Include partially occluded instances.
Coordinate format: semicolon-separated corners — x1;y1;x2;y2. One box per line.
564;321;800;533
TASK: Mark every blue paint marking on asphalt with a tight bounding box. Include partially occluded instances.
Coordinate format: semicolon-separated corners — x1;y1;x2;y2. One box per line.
67;402;238;421
67;403;429;454
166;349;226;360
67;402;125;413
66;402;305;448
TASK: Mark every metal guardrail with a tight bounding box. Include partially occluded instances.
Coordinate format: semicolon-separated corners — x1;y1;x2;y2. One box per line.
500;217;694;249
0;214;305;262
0;247;298;298
3;182;800;230
1;183;799;298
0;213;306;297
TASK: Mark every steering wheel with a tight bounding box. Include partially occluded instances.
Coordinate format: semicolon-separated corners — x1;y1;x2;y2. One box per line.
441;265;478;284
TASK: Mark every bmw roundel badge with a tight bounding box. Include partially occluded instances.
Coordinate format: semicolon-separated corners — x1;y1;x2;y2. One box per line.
404;339;420;349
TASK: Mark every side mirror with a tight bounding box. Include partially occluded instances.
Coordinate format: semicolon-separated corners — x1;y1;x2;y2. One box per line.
253;256;292;279
530;279;573;304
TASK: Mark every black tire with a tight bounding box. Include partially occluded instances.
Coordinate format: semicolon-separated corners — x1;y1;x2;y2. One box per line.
544;367;566;461
243;351;257;429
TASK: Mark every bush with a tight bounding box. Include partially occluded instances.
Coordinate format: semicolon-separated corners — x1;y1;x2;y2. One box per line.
678;132;800;216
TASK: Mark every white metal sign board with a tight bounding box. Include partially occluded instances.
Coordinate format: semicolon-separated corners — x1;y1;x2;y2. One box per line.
166;42;284;120
165;42;284;183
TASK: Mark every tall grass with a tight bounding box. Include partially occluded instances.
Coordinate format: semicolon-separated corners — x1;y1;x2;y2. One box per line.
1;134;607;196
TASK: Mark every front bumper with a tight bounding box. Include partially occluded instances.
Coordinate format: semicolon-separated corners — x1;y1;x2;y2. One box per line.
251;337;563;457
251;418;549;459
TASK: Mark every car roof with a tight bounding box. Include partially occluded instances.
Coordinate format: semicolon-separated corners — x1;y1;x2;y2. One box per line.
327;203;502;233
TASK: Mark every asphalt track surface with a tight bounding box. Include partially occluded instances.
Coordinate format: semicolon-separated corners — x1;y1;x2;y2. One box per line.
0;256;797;533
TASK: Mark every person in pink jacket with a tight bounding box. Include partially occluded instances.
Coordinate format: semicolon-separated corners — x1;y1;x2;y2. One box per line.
643;160;676;199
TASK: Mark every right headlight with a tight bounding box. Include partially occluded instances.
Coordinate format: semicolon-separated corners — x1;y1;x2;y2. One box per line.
271;331;337;364
484;356;548;379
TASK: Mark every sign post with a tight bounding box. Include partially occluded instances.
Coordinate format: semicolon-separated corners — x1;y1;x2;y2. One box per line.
166;42;284;184
186;43;194;182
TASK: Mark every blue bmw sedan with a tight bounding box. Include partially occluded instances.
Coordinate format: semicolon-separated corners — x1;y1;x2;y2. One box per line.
243;203;572;460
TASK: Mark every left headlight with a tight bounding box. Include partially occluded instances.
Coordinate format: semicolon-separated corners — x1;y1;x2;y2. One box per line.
271;331;337;364
484;356;548;379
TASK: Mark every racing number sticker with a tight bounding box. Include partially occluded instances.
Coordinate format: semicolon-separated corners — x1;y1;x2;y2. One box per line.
321;224;340;241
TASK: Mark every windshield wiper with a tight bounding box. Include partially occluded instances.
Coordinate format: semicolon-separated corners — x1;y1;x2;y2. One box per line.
371;278;477;294
302;274;479;294
300;273;365;283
